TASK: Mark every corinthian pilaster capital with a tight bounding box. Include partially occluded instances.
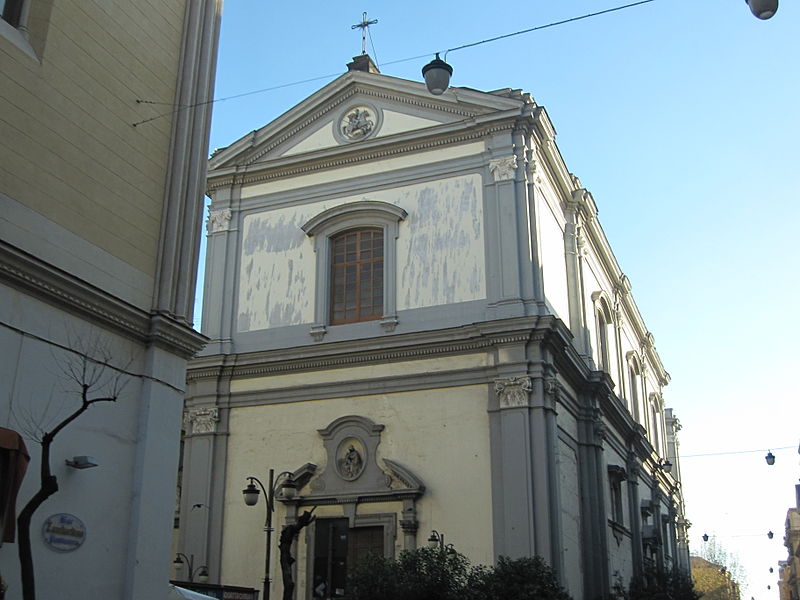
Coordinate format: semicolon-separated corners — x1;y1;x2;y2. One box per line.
183;407;220;434
494;376;532;408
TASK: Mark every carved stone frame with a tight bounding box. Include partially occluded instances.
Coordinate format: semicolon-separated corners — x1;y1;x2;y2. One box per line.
301;201;407;340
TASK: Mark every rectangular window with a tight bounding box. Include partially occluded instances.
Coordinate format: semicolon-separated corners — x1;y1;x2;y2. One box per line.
330;229;384;325
312;518;384;599
1;0;23;26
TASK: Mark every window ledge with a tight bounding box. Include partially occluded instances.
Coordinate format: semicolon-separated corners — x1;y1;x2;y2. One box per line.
0;19;38;62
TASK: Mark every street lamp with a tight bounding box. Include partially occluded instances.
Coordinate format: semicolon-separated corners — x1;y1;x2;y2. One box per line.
421;54;453;95
659;459;673;473
767;530;774;539
427;530;456;554
745;0;778;19
765;451;775;465
243;469;298;600
173;553;209;583
702;533;709;542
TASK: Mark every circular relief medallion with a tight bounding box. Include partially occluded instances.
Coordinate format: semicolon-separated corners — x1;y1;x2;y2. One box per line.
336;437;366;481
339;105;377;141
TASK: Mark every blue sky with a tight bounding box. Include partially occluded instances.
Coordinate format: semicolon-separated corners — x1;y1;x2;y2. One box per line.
201;1;799;596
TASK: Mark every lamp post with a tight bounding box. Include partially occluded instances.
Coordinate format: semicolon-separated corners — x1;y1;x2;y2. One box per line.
427;529;456;555
173;553;209;583
242;469;298;600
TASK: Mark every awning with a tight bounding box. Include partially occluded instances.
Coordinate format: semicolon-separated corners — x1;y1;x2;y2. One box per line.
0;427;30;544
167;584;218;600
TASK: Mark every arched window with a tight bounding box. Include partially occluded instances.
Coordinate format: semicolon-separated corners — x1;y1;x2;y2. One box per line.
626;352;642;422
302;201;407;340
330;228;384;324
591;292;613;372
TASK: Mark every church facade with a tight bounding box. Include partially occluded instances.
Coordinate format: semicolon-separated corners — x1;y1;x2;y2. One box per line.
178;56;690;600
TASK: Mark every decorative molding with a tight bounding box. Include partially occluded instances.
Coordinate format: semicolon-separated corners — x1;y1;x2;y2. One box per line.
380;315;399;333
206;208;232;233
183;407;220;434
488;156;517;181
494;376;532;408
309;324;327;342
239;84;477;167
188;317;567;382
544;376;562;399
304;416;424;505
208;123;514;192
338;105;379;142
0;240;206;359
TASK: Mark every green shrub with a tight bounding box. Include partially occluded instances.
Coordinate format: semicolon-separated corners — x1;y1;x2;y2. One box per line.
348;549;572;600
468;555;573;600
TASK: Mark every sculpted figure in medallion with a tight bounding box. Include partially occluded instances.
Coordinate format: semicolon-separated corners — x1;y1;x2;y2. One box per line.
342;108;374;140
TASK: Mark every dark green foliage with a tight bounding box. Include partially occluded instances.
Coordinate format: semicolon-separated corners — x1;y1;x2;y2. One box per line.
348;547;471;600
348;549;572;600
625;567;702;600
467;555;573;600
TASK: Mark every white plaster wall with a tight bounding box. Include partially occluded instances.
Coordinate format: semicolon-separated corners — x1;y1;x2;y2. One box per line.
0;284;185;600
221;384;494;594
281;120;338;156
242;143;484;198
237;174;486;332
538;195;570;327
280;110;442;158
377;110;442;137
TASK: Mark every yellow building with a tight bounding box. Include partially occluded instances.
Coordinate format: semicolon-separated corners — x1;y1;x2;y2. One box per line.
178;55;689;600
778;486;800;600
0;2;221;598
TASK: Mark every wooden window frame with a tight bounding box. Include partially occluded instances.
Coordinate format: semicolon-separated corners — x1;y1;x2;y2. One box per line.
329;228;384;325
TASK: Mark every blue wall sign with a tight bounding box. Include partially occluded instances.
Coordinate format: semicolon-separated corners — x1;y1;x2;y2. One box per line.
42;513;86;552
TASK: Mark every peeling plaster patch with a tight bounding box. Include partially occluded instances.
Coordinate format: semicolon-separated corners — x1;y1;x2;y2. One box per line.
243;213;306;256
236;174;485;332
238;209;316;332
397;174;485;310
238;311;251;332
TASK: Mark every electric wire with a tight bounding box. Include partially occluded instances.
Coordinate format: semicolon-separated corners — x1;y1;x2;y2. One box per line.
132;0;661;126
681;445;796;459
368;26;380;68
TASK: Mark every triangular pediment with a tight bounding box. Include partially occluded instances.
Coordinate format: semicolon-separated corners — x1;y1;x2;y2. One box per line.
209;68;528;171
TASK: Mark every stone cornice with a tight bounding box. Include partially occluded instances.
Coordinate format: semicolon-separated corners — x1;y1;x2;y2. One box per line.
0;240;207;359
207;121;514;193
240;84;479;168
188;316;557;382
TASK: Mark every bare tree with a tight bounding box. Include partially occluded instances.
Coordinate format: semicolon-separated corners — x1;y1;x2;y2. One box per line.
12;337;129;600
698;535;747;590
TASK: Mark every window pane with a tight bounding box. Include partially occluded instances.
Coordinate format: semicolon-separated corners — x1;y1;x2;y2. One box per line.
330;228;384;325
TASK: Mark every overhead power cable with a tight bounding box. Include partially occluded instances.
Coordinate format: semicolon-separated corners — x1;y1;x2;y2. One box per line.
681;445;795;459
132;0;660;126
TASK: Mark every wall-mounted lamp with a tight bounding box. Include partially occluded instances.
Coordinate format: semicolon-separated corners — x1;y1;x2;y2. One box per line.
65;456;98;469
765;451;775;465
745;0;778;19
422;54;453;95
660;459;673;474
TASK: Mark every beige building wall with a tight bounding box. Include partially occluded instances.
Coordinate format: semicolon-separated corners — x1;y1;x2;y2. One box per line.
220;383;494;595
0;1;221;598
1;0;184;292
